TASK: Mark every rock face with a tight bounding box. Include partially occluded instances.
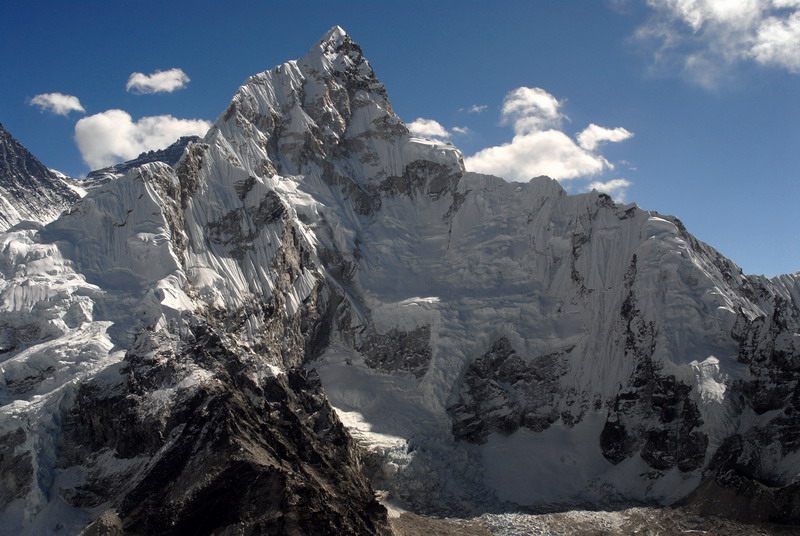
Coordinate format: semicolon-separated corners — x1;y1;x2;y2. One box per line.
0;123;79;230
682;275;800;524
66;327;387;536
449;337;566;443
1;25;800;535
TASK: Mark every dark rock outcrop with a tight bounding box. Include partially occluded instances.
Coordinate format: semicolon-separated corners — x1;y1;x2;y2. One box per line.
448;337;566;443
64;324;391;536
359;326;432;378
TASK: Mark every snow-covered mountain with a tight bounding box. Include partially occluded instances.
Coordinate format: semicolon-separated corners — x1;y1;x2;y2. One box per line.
0;123;80;230
1;26;799;535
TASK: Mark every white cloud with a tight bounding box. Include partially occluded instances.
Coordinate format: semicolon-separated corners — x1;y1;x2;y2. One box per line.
466;130;612;181
577;124;634;151
75;109;211;169
636;0;800;86
407;117;451;138
452;126;471;134
500;87;563;134
750;9;800;70
587;178;632;202
467;104;487;113
28;93;85;116
464;87;633;182
126;68;190;94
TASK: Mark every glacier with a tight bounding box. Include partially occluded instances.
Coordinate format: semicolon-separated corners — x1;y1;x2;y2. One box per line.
0;25;799;535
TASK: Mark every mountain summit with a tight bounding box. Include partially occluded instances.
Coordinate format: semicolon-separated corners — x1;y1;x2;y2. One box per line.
1;26;799;535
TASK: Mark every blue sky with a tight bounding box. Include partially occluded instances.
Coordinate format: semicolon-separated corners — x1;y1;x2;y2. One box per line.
1;1;798;276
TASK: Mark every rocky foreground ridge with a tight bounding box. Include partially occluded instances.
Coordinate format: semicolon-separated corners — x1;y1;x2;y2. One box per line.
0;26;799;535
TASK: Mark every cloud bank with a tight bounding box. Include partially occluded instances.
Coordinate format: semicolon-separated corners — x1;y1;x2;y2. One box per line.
126;68;190;94
29;93;85;116
637;0;800;86
407;118;451;138
464;87;633;185
577;124;634;152
75;109;210;169
500;87;564;134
